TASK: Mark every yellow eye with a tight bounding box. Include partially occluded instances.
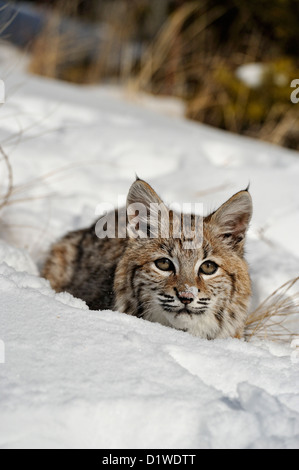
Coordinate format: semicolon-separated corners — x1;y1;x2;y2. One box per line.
155;258;175;272
199;261;218;276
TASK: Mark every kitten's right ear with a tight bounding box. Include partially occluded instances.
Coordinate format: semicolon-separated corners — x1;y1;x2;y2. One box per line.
127;179;169;239
207;190;252;253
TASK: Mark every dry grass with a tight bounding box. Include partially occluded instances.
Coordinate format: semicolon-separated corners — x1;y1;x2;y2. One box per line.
245;277;299;343
83;1;140;84
132;2;226;95
28;0;141;84
26;1;299;150
29;11;94;82
131;3;299;150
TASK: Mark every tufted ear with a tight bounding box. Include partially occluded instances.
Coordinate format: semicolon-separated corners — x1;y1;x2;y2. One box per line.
127;178;164;209
126;179;169;239
207;190;252;253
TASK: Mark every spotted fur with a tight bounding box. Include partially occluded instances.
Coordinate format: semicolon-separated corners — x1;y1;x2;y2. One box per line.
43;179;252;339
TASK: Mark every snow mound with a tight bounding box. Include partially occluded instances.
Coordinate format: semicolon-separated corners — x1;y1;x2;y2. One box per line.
0;253;298;449
0;240;38;276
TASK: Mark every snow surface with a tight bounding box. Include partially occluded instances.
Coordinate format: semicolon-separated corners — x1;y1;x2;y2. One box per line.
0;45;299;449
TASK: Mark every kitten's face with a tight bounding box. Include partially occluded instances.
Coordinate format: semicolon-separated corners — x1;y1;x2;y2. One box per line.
114;180;252;340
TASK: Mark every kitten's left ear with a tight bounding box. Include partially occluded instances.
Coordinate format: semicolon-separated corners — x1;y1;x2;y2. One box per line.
207;190;252;253
127;178;169;239
127;178;164;209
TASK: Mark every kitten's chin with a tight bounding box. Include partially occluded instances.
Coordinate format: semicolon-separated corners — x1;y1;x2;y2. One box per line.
160;308;200;328
158;308;219;340
147;305;233;340
177;308;198;315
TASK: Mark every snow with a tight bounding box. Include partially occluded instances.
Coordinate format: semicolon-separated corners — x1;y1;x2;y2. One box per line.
0;45;299;449
236;63;266;88
0;240;38;276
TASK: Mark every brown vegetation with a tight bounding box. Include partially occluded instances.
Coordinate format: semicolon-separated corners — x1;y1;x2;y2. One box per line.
27;0;299;150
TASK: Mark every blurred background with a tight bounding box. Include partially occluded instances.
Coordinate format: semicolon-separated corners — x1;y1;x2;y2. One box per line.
1;0;299;150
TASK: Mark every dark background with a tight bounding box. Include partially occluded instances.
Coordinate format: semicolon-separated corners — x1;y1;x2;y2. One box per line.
2;0;299;150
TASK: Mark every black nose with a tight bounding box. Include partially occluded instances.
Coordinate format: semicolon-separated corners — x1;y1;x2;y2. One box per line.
178;296;193;305
175;288;196;305
175;289;194;305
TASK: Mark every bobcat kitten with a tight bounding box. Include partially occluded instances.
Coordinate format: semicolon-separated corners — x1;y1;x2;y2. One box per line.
43;179;252;340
